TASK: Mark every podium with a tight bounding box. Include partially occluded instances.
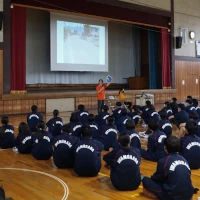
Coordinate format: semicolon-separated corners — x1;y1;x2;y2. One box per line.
128;77;149;89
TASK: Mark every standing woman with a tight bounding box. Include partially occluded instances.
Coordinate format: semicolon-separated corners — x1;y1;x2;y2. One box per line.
31;121;53;160
96;79;110;114
0;116;15;149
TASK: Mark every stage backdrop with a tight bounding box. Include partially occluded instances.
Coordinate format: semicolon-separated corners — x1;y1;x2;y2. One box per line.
26;8;141;84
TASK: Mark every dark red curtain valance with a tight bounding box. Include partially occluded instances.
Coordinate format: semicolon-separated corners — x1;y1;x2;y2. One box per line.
11;0;170;28
11;6;26;94
161;29;171;89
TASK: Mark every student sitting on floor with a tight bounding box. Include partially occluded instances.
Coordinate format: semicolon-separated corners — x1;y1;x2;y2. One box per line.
87;114;99;140
115;108;131;133
69;113;82;138
142;136;194;200
75;104;89;125
179;121;200;169
193;98;200;119
27;105;43;132
158;111;172;137
128;105;141;125
31;121;53;160
95;105;110;131
126;119;141;149
103;133;141;191
140;120;167;162
46;109;63;137
168;103;189;128
0;116;15;149
74;125;104;177
170;97;178;115
141;105;159;126
159;101;173;119
102;117;118;151
185;99;197;115
111;102;122;121
15;122;33;154
53;124;79;169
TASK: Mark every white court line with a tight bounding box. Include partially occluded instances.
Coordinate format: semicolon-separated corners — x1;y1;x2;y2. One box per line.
0;168;69;200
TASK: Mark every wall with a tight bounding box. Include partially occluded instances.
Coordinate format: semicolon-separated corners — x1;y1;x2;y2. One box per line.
119;0;170;11
174;0;200;57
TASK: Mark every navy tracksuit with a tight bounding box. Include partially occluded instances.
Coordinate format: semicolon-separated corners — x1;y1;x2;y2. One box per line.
128;112;141;125
180;135;200;169
70;122;82;138
31;135;53;160
75;111;89;125
142;153;194;200
196;107;200;119
27;112;43;132
95;111;110;131
140;130;167;162
53;133;79;168
174;110;189;127
142;110;159;125
101;124;118;151
159;119;172;137
170;102;178;114
46;117;63;137
127;129;141;149
74;137;104;177
15;133;33;154
0;125;15;149
115;115;131;133
112;108;122;121
87;121;100;140
185;105;197;115
103;147;141;191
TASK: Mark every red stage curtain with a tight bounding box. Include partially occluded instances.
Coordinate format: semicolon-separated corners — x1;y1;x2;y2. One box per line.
11;6;26;94
161;29;171;89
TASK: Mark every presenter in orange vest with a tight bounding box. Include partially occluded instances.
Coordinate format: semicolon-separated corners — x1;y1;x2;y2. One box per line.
96;79;110;114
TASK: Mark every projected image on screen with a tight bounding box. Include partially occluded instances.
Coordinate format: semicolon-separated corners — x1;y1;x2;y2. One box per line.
57;21;105;65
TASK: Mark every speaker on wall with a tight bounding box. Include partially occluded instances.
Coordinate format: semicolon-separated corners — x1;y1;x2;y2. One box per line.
176;36;182;49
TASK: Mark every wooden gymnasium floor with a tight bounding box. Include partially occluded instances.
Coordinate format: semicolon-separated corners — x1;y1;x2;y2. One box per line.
0;112;200;200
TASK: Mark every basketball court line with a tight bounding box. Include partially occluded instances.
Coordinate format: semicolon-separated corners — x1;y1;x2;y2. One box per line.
0;168;69;200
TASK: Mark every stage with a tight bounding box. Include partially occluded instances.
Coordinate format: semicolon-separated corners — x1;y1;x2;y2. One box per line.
0;89;176;115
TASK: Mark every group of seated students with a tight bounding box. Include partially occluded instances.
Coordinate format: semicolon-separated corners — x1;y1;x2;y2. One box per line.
0;96;199;199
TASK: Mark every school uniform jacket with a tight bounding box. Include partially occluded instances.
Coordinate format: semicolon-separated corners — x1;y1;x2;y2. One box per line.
0;125;15;149
87;121;100;141
128;112;141;125
15;133;33;154
27;112;43;132
174;110;189;125
170;102;178;114
196;106;200;119
126;129;141;149
159;119;172;137
150;153;194;200
53;133;79;168
75;110;89;125
103;147;141;191
46;117;63;137
95;111;110;131
115;115;131;133
180;134;200;169
112;108;122;121
31;135;53;160
69;122;82;138
145;130;167;161
74;137;104;177
185;105;197;115
142;110;159;124
102;124;118;151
